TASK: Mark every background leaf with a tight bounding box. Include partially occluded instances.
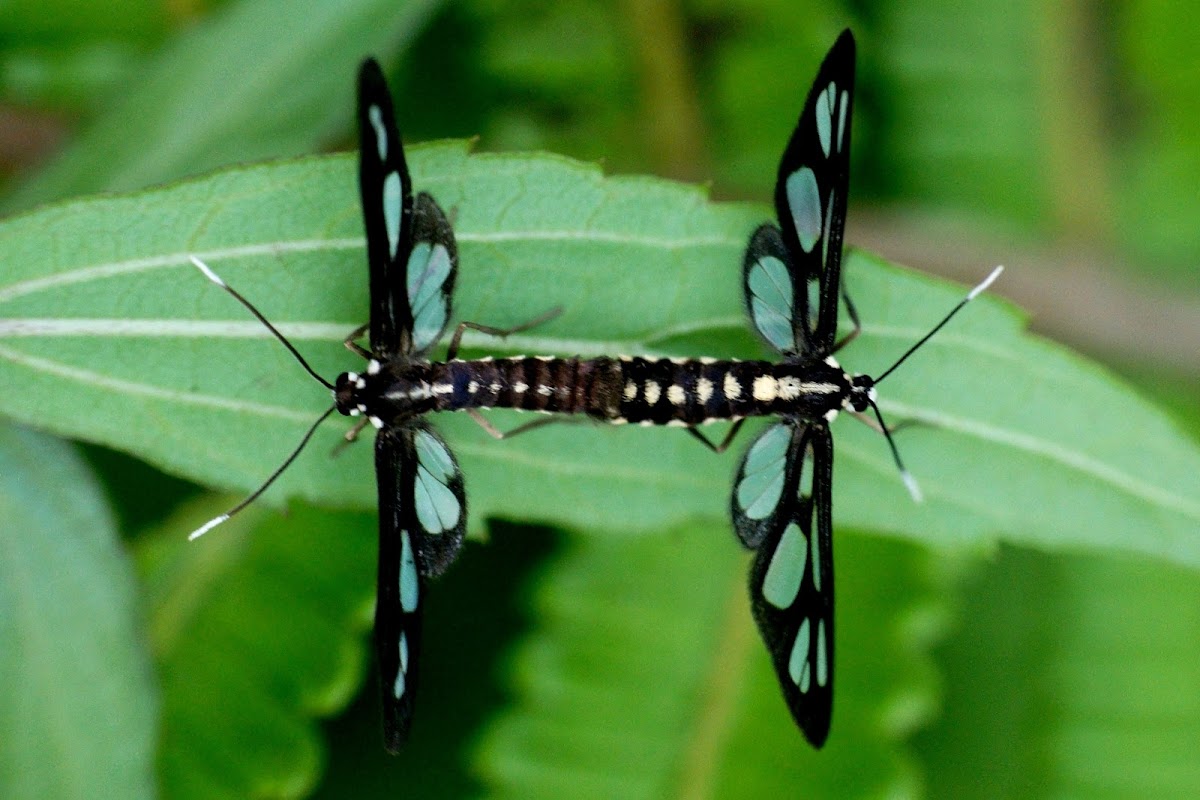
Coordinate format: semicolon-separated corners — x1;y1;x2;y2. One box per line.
137;501;375;800
477;526;950;800
0;424;156;800
4;0;447;209
0;149;1196;568
916;547;1200;798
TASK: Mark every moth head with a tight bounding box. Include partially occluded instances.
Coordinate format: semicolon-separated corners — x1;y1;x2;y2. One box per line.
333;371;363;416
846;374;875;413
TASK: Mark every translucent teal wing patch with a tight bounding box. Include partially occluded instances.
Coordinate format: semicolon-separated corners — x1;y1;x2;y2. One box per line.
404;193;457;356
743;226;801;354
407;241;453;353
731;422;798;548
746;254;796;352
761;522;807;609
413;427;462;535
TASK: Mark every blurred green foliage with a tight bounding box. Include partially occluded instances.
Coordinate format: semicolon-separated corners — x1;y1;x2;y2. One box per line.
1;1;1198;798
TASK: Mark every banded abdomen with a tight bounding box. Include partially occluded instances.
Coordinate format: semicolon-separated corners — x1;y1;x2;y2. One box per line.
427;355;851;427
612;356;850;425
429;357;624;418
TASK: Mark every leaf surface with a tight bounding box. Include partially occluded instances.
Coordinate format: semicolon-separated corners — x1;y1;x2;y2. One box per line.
0;146;1197;567
0;425;156;800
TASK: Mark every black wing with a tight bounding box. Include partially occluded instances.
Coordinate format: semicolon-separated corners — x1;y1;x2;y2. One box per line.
357;59;458;359
745;29;855;357
743;423;835;747
374;421;467;751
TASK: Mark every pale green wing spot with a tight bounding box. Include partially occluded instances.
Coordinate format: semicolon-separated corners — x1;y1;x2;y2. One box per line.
762;522;807;609
785;167;821;253
413;430;460;533
407;242;452;352
414;429;455;479
382;172;403;259
747;255;795;351
399;529;418;613
751;298;792;352
415;464;460;533
810;512;822;592
806;279;821;333
820;191;834;273
736;424;791;519
816;83;835;158
789;618;812;692
836;89;849;153
816;620;828;688
393;632;409;699
368;105;388;160
799;451;815;499
407;243;453;312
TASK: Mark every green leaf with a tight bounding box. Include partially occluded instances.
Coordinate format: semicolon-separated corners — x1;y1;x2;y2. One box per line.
477;526;950;799
137;500;376;799
0;424;156;800
7;0;447;208
918;547;1200;798
0;146;1197;568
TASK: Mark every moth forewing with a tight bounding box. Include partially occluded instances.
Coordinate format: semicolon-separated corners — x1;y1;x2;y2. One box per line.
373;429;425;753
747;423;834;747
358;58;415;358
772;29;855;355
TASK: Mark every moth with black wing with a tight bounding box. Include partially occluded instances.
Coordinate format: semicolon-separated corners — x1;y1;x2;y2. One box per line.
344;58;465;753
730;27;864;748
189;59;569;752
726;30;1000;746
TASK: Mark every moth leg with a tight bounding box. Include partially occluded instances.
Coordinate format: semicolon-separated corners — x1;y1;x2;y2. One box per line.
344;323;373;358
686;419;745;454
326;417;372;459
833;283;861;353
848;410;918;436
344;417;371;442
466;409;575;440
445;307;563;360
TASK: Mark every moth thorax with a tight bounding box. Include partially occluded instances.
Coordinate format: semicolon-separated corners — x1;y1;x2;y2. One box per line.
847;374;875;412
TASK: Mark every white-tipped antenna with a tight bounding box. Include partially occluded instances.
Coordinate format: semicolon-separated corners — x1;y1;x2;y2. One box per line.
875;265;1004;385
188;254;344;541
188;514;229;541
866;399;924;503
191;255;228;287
867;265;1002;503
968;265;1004;301
901;470;923;504
187;405;338;540
189;256;334;391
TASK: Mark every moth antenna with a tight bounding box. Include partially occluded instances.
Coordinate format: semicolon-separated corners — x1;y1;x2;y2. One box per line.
190;256;335;390
862;267;1002;502
188;405;337;540
875;265;1003;385
866;399;922;503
